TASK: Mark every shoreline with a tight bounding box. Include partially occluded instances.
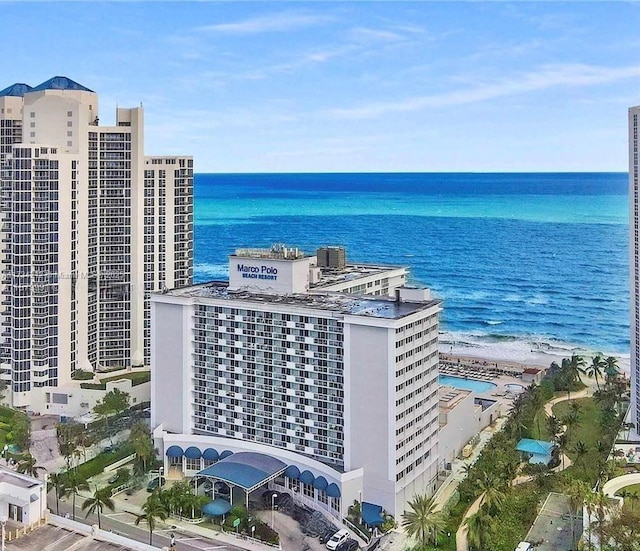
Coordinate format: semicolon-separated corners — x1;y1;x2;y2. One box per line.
439;331;630;375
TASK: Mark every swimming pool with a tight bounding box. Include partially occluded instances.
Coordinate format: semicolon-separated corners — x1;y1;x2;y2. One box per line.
438;375;497;393
506;384;525;393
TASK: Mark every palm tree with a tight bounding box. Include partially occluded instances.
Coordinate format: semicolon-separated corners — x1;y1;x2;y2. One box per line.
604;356;620;387
586;354;605;391
48;472;65;515
81;485;115;529
16;454;46;478
135;494;168;545
573;440;589;475
475;471;506;514
567;480;588;548
546;415;562;440
61;470;90;521
401;494;445;548
567;354;586;384
465;509;492;551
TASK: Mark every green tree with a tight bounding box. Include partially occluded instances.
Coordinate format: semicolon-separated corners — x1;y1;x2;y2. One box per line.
475;471;506;514
586;354;605;391
567;479;588;548
465;509;492;551
48;472;65;515
135;493;168;545
81;485;115;529
401;494;445;548
61;470;90;521
12;413;30;450
93;388;130;427
16;454;46;478
129;421;154;472
563;354;586;383
574;440;589;474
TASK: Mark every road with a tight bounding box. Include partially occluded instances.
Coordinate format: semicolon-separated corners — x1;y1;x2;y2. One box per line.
51;493;245;551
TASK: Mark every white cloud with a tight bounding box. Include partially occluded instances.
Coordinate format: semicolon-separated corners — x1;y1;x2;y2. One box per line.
327;63;640;120
197;12;333;34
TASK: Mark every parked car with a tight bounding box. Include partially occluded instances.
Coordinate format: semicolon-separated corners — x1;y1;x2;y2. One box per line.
336;539;359;551
107;473;120;484
326;529;350;550
320;527;338;544
146;477;160;492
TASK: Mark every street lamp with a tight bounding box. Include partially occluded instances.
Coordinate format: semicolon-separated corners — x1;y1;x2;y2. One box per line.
0;514;8;551
271;493;278;529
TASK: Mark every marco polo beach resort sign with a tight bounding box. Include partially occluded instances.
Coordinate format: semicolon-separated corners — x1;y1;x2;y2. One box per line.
237;263;278;281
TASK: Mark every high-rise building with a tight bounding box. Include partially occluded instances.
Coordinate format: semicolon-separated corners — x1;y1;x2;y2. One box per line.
630;105;640;434
0;76;193;411
152;246;441;519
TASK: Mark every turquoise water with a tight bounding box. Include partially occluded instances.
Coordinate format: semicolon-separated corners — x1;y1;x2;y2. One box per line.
439;375;497;393
194;172;629;354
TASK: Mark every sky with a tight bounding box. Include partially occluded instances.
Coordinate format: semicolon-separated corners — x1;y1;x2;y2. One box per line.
2;1;639;172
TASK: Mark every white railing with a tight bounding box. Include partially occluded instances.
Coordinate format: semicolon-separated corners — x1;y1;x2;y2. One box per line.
103;453;136;473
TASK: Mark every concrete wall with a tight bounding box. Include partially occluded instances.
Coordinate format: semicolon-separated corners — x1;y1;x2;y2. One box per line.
151;300;188;433
22;376;149;418
345;322;395;513
438;396;502;468
228;255;312;294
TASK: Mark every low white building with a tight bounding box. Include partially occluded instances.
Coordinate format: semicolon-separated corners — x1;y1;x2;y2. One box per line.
0;466;47;526
437;387;502;469
151;246;441;521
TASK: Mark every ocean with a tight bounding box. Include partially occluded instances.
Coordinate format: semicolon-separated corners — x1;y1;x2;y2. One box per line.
193;172;629;365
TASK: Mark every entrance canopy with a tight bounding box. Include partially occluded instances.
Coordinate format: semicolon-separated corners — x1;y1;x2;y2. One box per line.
362;502;384;527
197;452;287;493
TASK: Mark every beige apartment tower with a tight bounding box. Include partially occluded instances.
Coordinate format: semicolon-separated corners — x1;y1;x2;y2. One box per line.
0;77;193;411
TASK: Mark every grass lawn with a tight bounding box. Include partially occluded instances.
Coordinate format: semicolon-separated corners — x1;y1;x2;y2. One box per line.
552;398;603;456
80;371;150;390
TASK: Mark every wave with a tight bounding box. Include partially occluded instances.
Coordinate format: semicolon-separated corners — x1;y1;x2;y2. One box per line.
194;263;229;279
439;330;630;373
484;320;503;326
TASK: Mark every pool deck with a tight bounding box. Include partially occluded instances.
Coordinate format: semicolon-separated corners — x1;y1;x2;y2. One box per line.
440;363;529;398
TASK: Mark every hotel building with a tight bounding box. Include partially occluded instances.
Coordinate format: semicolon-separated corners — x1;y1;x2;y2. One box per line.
152;246;441;519
0;76;193;411
630;106;640;435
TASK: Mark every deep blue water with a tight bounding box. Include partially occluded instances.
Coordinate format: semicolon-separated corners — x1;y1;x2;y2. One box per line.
193;173;629;355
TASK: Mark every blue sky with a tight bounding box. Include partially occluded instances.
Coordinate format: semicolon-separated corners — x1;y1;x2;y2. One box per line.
3;1;639;172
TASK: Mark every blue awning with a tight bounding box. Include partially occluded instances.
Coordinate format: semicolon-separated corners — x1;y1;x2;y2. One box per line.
299;470;315;485
219;450;234;460
203;448;219;461
314;476;328;490
202;498;232;516
166;445;184;458
185;446;202;459
362;502;384;527
326;483;341;498
197;452;287;492
284;465;300;479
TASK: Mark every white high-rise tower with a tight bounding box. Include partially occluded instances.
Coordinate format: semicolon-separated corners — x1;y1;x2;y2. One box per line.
629;105;640;434
0;76;193;411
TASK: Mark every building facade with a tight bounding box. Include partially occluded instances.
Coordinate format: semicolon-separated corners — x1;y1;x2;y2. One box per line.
630;106;640;435
152;247;441;519
0;77;193;411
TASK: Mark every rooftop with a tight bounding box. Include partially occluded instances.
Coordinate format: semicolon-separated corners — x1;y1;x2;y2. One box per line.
0;83;33;98
312;263;405;288
0;466;43;489
30;76;94;93
438;387;472;413
158;281;440;320
232;244;306;260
